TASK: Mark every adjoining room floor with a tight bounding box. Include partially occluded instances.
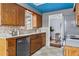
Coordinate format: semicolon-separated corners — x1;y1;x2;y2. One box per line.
32;46;64;56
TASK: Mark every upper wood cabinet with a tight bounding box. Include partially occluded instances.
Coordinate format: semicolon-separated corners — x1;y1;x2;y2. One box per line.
0;3;25;26
75;3;79;26
16;4;25;26
32;13;42;28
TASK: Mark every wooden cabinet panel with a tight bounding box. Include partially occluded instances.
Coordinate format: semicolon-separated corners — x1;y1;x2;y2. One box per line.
76;3;79;14
0;3;25;26
30;33;46;55
0;39;6;56
75;3;79;26
1;4;17;25
64;46;79;56
37;14;42;28
41;33;46;46
6;38;16;56
30;37;38;54
32;13;37;28
76;15;79;26
16;4;25;26
30;34;42;55
32;13;42;28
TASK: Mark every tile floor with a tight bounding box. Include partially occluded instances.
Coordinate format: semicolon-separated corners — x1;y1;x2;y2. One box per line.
32;46;64;56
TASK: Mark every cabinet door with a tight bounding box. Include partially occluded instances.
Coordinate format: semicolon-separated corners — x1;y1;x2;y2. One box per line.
75;4;79;26
37;14;42;28
16;4;25;26
32;13;37;28
76;15;79;26
30;34;42;55
76;3;79;14
1;3;17;25
41;33;46;46
36;34;42;48
30;35;38;54
64;46;79;56
32;13;42;28
6;38;16;56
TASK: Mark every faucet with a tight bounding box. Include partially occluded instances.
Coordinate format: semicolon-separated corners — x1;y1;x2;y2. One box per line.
9;29;19;36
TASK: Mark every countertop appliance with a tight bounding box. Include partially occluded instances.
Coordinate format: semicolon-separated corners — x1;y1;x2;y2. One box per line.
16;36;30;56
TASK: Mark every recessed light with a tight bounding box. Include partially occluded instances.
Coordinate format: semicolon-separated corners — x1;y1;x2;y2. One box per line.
33;3;45;6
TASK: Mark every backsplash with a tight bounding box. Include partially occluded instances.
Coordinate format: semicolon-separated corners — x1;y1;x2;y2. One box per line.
0;26;21;34
0;26;41;36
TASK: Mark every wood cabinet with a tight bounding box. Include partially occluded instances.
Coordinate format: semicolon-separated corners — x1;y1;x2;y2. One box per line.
41;33;46;46
30;34;42;55
0;33;46;56
75;3;79;26
0;3;25;26
32;13;42;28
30;33;46;55
16;4;25;26
0;39;6;56
64;45;79;56
6;38;16;56
0;38;16;56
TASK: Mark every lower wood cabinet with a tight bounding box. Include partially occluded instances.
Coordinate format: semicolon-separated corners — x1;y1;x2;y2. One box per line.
0;33;46;56
6;38;16;56
64;45;79;56
30;34;42;55
41;33;46;46
30;33;46;55
0;38;16;56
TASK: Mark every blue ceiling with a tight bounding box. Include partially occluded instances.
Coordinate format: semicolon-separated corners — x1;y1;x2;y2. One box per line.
27;3;74;13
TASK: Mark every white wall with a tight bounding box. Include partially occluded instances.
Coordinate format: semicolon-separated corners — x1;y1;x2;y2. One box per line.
42;8;74;47
42;8;73;27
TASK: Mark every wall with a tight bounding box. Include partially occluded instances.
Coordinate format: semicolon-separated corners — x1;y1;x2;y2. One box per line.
42;8;74;47
64;13;79;35
42;8;73;27
0;26;37;37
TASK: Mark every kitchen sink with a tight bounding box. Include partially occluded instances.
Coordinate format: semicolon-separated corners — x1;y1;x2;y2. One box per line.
66;35;79;39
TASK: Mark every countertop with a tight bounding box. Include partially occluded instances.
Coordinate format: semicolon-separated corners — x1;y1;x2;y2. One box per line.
65;38;79;47
0;32;46;39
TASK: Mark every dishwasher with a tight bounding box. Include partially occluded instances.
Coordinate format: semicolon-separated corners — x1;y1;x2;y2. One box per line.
16;36;30;56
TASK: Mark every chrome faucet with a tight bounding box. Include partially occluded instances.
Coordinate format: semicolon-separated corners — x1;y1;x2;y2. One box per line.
9;29;19;36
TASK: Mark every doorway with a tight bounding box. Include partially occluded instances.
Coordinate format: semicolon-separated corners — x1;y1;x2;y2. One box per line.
49;13;64;48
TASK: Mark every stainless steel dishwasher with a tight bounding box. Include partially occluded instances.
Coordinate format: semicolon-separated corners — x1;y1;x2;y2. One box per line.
16;36;30;56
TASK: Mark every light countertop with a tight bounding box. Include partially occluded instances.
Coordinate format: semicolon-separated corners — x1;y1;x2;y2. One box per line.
66;38;79;47
0;31;46;39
